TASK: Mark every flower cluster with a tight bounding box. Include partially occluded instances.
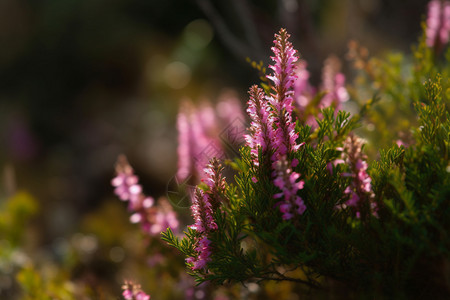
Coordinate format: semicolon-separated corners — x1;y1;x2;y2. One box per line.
339;135;377;218
122;280;151;300
273;157;306;220
112;155;179;235
426;0;450;50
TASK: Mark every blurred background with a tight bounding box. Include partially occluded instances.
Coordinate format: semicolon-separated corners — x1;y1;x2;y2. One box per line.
0;0;431;298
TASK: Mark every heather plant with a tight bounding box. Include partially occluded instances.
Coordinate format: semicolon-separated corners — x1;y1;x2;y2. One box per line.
108;3;450;298
157;27;450;298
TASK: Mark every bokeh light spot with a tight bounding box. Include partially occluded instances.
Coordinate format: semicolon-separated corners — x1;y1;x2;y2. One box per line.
183;19;213;50
163;61;191;89
109;246;125;263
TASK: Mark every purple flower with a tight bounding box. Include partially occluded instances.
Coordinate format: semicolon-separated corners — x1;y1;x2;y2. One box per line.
426;0;450;50
339;135;377;218
245;85;274;164
273;157;306;220
266;29;301;164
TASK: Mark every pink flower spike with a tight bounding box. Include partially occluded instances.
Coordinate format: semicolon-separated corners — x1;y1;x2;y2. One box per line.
203;158;227;210
273;157;306;220
190;236;213;270
245;85;274;165
339;135;376;218
267;29;301;166
190;188;217;234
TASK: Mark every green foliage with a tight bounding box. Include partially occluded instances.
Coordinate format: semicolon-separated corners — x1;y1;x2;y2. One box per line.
16;265;77;300
0;192;38;248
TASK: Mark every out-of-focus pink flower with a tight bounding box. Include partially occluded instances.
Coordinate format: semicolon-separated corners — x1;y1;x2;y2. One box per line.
294;60;314;109
320;55;349;112
143;200;180;235
122;280;151;300
216;91;246;146
273;157;306;220
176;99;226;183
396;139;408;147
426;0;450;50
112;155;152;211
176;101;195;182
113;155;179;235
292;56;349;128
